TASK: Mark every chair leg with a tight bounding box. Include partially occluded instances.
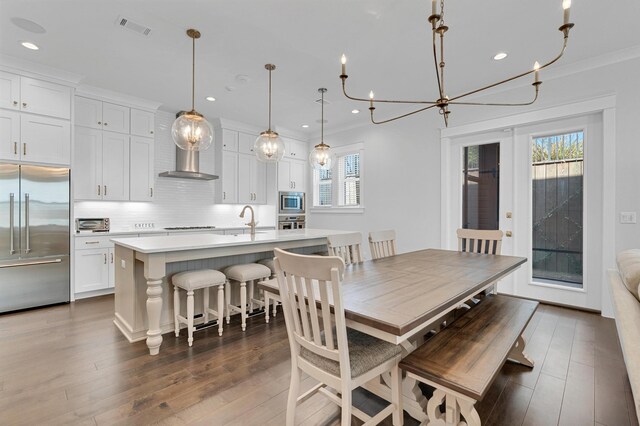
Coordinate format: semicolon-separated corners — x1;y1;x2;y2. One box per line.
341;386;352;426
391;363;403;426
217;283;224;337
203;286;209;325
186;290;194;347
265;291;271;323
286;366;301;426
273;296;278;317
248;280;255;312
173;285;180;337
225;281;231;324
240;281;247;331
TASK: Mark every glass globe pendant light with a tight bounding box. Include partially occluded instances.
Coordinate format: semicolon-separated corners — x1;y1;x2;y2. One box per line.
309;88;333;171
171;29;213;151
254;64;285;162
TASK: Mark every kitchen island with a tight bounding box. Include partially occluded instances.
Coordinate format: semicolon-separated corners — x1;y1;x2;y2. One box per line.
111;229;350;355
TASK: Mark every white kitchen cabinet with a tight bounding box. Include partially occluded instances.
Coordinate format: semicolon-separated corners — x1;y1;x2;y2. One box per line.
238;153;266;204
220;151;238;203
74;247;111;293
129;136;155;201
0;71;71;120
284;138;309;160
278;159;306;192
20;114;71;164
75;96;129;134
0;71;20;111
0;110;20;161
74;126;129;200
215;126;268;205
130;109;155;137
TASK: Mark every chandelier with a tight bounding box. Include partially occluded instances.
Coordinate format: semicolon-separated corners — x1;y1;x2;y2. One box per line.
309;88;333;171
339;0;575;127
254;64;285;163
171;29;213;151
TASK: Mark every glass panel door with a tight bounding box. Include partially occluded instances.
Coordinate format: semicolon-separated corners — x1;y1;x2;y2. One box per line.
462;143;500;230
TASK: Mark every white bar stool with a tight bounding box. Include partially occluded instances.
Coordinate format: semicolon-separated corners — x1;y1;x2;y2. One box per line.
172;269;227;346
258;258;280;323
223;263;271;331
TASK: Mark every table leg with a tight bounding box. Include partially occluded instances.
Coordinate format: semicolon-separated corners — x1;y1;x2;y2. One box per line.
146;277;163;355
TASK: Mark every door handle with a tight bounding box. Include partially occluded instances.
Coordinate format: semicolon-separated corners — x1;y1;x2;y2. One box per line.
24;193;30;253
13;142;17;155
104;185;107;196
110;253;114;264
223;191;226;200
505;231;513;237
98;185;101;196
0;258;62;269
104;253;107;264
9;193;15;254
23;143;26;156
150;188;153;197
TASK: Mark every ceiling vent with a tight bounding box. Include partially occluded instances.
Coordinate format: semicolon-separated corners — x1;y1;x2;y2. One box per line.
116;16;152;36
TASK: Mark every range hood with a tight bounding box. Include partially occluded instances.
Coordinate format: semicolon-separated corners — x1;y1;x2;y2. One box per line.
159;147;218;181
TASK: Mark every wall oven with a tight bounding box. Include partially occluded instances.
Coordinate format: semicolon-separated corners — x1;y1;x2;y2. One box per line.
279;191;305;215
278;215;306;230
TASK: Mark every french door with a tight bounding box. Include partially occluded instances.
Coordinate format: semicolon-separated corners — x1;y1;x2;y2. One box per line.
443;113;604;310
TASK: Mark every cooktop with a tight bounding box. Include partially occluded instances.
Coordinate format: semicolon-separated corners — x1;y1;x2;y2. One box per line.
163;226;217;230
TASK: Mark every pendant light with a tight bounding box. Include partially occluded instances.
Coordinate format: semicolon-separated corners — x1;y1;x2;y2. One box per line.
171;29;213;151
254;64;285;162
309;88;333;171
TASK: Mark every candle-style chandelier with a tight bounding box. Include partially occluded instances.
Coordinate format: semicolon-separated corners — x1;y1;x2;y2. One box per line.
340;0;575;127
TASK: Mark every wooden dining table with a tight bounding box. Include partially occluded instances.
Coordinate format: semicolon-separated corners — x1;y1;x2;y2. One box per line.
259;248;527;421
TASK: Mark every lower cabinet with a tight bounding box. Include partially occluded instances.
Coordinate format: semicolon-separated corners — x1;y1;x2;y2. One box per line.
74;247;112;293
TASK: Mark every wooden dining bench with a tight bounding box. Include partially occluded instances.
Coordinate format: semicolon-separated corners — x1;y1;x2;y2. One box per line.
399;295;538;426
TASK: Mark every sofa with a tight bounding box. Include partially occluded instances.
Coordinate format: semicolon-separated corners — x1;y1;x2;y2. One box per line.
609;249;640;420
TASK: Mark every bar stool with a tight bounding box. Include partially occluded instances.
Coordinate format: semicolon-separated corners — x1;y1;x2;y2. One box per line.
223;263;271;331
258;258;279;323
172;269;227;346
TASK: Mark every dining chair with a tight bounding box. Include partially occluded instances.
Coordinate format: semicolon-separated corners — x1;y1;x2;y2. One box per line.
326;232;364;265
368;230;398;260
273;248;403;426
456;228;503;255
457;228;504;299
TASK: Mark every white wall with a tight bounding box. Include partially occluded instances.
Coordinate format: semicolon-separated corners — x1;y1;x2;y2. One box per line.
74;110;276;230
307;115;442;258
309;56;640;261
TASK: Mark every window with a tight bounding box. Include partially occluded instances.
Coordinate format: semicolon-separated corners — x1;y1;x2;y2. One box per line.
531;131;584;287
462;143;500;230
312;143;364;210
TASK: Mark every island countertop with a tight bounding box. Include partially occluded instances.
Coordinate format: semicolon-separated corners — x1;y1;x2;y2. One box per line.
111;228;352;254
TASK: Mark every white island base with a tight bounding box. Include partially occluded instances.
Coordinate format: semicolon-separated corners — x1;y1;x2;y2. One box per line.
112;229;349;355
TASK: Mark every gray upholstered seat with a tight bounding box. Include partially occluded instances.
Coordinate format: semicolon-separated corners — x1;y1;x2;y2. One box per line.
300;327;402;378
172;269;226;291
223;263;272;331
224;263;271;282
257;258;275;275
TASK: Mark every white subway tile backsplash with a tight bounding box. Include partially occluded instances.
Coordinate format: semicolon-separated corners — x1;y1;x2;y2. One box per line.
74;110;276;230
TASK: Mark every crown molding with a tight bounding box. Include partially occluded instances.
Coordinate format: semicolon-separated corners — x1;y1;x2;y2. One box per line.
0;53;83;86
76;85;162;111
212;117;264;135
273;125;309;142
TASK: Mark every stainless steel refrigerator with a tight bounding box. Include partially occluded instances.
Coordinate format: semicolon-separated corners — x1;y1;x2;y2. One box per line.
0;164;70;313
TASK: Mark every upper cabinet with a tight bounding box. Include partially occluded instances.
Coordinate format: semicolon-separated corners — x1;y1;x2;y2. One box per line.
284;137;309;160
130;109;155;137
75;97;130;134
0;71;72;165
0;71;71;120
73;95;156;202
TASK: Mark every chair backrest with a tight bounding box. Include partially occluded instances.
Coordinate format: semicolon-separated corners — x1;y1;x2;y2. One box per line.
368;230;397;260
456;228;503;255
274;248;351;378
327;232;364;265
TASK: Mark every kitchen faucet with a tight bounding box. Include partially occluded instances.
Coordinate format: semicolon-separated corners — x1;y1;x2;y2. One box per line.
239;205;258;235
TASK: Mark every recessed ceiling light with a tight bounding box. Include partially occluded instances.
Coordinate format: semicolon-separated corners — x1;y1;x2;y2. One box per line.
301;124;309;128
493;52;508;61
351;109;360;114
20;41;39;50
205;96;216;102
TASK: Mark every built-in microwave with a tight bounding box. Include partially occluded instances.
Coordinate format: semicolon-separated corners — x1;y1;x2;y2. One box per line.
279;191;305;215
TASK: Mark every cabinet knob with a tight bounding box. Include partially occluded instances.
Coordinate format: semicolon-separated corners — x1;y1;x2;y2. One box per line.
22;102;27;108
13;101;18;106
150;130;154;134
98;121;102;125
104;122;108;126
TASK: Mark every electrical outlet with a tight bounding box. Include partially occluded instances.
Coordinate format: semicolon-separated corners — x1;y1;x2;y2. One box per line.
134;222;155;229
620;212;637;224
120;259;126;268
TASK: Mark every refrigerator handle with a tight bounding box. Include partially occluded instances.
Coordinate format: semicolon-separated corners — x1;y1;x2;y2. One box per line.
9;193;15;255
24;193;30;254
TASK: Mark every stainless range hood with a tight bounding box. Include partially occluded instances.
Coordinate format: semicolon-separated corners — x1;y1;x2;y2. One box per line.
159;147;218;181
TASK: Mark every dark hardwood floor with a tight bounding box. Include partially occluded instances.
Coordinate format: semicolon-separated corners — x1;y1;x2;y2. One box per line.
0;295;637;425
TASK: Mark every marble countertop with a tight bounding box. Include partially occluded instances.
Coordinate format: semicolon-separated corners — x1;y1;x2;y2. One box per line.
111;229;350;254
